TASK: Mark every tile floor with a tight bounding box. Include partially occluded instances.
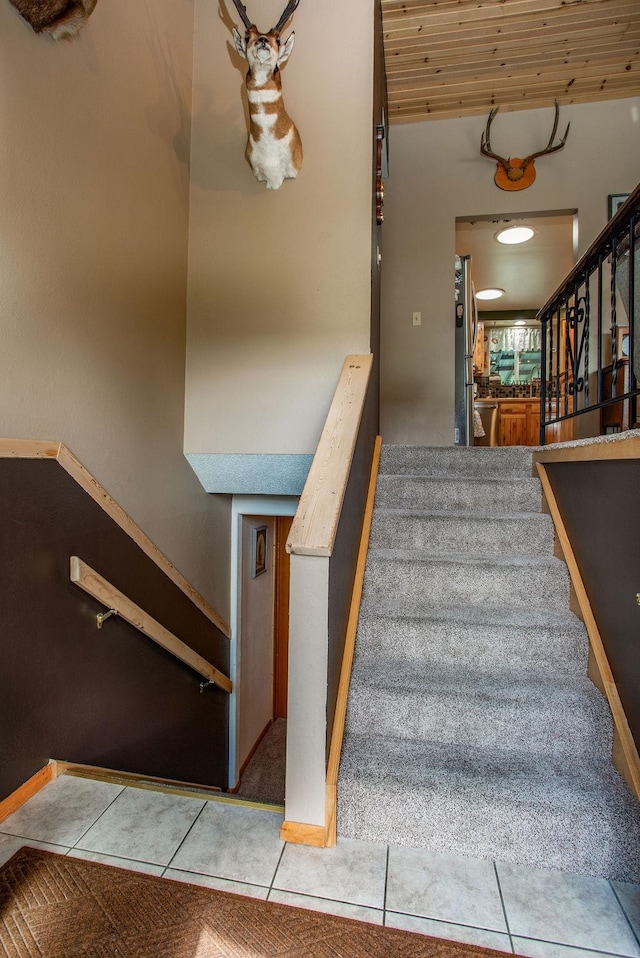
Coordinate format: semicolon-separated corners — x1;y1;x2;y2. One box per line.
1;773;639;957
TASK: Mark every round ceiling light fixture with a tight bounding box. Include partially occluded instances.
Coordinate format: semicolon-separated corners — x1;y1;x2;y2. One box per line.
495;225;536;245
476;288;505;301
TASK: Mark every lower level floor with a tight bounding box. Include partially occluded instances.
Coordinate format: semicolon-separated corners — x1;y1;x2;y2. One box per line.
0;773;639;957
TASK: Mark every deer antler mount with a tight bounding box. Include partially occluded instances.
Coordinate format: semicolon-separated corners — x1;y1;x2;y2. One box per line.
480;100;570;191
230;0;303;190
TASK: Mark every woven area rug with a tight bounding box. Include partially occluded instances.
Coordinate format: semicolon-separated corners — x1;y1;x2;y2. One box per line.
0;847;508;958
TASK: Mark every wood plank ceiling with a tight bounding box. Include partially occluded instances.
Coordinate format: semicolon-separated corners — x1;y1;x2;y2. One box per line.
381;0;640;123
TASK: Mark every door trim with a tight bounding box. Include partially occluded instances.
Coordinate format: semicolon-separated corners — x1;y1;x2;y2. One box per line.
229;496;298;789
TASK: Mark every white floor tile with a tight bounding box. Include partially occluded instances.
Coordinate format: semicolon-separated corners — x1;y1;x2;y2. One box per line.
169;800;284;886
386;844;508;932
75;785;205;866
513;938;623;958
612;879;640;940
3;772;637;958
164;868;269;899
386;911;512;952
269;888;384;925
66;847;165;876
273;837;387;909
0;775;123;846
497;862;640;957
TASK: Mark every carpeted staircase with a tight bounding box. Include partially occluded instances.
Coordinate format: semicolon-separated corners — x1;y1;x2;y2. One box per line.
337;445;640;882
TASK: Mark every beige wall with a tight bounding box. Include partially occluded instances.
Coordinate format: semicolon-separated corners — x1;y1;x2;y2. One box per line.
185;0;375;459
380;98;640;446
0;0;231;617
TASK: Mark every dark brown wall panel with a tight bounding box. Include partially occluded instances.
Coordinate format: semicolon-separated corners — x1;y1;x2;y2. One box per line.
0;459;229;801
327;380;378;751
545;459;640;744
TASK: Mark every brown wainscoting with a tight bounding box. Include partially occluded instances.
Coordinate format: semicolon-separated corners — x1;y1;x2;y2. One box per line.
0;455;230;802
537;459;640;799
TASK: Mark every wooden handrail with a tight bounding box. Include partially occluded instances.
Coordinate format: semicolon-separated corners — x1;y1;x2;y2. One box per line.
287;355;373;557
0;438;229;637
70;557;232;694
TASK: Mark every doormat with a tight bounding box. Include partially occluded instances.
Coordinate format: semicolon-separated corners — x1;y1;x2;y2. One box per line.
0;847;508;957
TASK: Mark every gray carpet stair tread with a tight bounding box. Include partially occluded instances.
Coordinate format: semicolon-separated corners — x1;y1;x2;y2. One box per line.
338;737;640;881
379;445;537;478
339;734;628;804
357;595;584;628
367;547;565;567
346;681;612;756
374;475;542;512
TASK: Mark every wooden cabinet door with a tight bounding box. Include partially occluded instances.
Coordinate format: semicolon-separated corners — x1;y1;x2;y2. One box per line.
499;404;527;446
525;401;541;445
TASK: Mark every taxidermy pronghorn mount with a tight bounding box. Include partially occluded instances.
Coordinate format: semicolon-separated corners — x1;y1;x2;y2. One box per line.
480;100;570;191
9;0;97;40
231;0;303;190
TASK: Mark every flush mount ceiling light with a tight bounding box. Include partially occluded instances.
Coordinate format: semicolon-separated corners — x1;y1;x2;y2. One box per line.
476;288;505;301
495;225;536;245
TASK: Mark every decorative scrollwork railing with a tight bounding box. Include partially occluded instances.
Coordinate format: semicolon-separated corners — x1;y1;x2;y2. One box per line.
538;183;640;444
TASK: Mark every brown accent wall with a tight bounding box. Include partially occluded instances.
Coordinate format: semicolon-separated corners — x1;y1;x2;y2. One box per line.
545;459;640;744
0;459;229;802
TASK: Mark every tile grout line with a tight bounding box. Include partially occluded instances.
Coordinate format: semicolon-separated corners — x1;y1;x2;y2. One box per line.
493;861;516;955
511;935;634;958
382;845;390;926
160;796;209;878
69;780;127;850
609;880;640;952
265;841;288;901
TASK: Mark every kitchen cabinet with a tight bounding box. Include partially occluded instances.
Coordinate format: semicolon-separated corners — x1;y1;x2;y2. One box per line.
476;398;574;446
498;401;540;446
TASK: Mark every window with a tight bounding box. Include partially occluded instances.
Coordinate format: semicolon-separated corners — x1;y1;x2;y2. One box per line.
488;326;541;384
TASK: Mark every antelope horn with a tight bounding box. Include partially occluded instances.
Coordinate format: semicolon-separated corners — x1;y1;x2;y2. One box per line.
272;0;299;35
230;0;253;30
480;106;509;166
522;100;571;168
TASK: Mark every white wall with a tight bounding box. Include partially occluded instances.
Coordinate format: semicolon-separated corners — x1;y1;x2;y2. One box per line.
238;515;276;772
184;0;375;462
380;98;640;446
0;0;231;616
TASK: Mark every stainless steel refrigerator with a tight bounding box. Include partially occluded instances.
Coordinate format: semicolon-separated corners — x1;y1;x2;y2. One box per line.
454;254;478;446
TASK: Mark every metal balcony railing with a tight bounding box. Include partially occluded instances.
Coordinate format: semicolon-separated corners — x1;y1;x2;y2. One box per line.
538;183;640;444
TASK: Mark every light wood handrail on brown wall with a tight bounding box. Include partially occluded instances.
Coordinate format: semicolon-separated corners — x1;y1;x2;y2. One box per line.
0;439;229;637
71;557;232;694
287;355;373;558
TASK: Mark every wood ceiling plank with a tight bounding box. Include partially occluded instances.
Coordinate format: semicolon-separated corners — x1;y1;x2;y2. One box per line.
380;0;636;21
388;62;639;99
385;40;640;81
388;82;638;121
383;14;638;51
381;0;640;121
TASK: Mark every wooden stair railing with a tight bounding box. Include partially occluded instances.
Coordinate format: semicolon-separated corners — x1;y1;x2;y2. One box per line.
71;557;232;694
